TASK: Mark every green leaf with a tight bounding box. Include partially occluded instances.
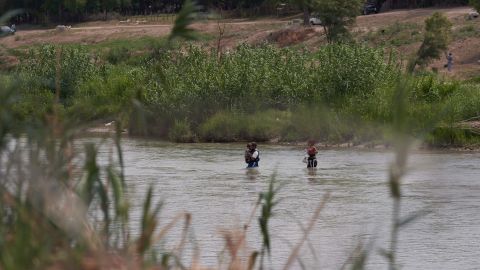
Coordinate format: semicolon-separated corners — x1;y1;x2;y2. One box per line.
137;185;163;256
107;166;128;220
169;0;198;41
78;143;100;207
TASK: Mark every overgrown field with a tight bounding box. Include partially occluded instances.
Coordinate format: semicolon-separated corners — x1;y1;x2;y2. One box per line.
3;41;480;146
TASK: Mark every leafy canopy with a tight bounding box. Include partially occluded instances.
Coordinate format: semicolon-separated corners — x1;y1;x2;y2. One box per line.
470;0;480;12
311;0;362;42
416;12;452;68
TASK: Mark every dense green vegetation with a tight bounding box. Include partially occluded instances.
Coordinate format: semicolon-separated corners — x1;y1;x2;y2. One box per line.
3;40;479;147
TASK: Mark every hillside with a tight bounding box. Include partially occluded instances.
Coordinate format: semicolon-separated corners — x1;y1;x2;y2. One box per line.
1;6;479;78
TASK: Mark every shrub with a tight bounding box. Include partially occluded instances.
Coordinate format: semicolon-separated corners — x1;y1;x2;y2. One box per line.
312;0;363;43
168;119;197;143
426;127;479;147
285;106;333;141
414;12;452;70
0;74;58;122
443;83;480;121
198;110;290;142
411;75;459;102
69;66;146;122
315;44;398;104
106;46;130;64
470;0;480;13
244;110;291;141
12;88;56;121
18;45;97;103
199;111;247;142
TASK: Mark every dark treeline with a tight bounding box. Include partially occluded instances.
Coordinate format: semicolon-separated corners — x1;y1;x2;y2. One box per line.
381;0;469;9
0;0;184;23
0;0;470;24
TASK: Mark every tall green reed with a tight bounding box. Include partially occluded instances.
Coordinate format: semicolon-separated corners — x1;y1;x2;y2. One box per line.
12;36;479;146
384;79;434;270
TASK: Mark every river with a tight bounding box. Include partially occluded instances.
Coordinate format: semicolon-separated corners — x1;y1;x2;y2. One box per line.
93;138;480;270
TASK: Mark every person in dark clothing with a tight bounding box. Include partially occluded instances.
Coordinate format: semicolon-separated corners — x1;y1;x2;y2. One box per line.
245;143;252;163
445;52;453;72
245;142;260;168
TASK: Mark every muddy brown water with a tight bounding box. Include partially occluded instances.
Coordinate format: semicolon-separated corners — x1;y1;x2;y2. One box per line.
92;138;480;269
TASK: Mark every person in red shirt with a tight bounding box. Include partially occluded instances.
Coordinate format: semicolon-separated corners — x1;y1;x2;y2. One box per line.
306;140;318;168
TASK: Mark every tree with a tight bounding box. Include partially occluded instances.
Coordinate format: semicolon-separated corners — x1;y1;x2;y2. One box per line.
470;0;480;12
101;0;120;20
312;0;362;43
291;0;313;26
64;0;87;14
411;12;452;71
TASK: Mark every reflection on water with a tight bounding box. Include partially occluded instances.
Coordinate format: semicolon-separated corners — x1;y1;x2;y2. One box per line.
306;168;318;183
245;168;260;181
90;138;480;270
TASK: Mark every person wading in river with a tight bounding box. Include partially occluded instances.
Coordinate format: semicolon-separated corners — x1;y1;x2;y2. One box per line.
305;140;318;168
245;143;252;163
245;142;260;168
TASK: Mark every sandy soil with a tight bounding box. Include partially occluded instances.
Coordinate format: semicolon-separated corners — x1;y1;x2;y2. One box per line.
356;6;472;27
1;6;479;78
0;19;285;48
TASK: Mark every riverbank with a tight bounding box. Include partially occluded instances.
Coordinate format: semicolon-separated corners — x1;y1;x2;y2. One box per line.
83;120;480;152
2;11;480;149
5;43;478;149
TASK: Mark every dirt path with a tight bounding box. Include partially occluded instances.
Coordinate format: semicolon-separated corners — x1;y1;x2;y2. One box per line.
1;7;473;48
357;6;472;27
0;19;285;48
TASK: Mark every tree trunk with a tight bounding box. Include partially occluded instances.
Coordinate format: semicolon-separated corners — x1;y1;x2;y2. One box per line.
58;4;63;23
103;0;108;21
303;6;310;26
323;25;331;43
